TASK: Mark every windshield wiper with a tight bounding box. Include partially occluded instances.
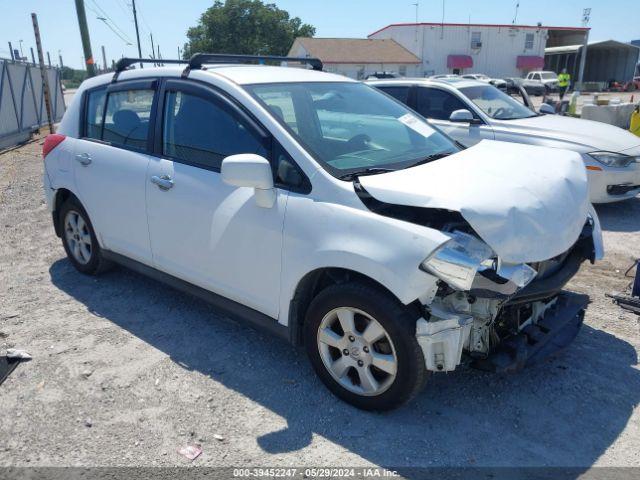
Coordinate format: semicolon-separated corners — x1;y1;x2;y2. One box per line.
405;152;453;169
338;167;396;181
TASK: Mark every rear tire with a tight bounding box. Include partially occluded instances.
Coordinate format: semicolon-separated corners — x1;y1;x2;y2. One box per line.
304;282;427;411
59;196;112;275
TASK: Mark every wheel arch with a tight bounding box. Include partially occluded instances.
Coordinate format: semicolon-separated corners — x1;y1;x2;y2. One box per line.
52;188;77;237
287;267;421;346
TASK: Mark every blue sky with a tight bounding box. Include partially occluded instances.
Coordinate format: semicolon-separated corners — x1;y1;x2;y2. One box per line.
1;0;638;69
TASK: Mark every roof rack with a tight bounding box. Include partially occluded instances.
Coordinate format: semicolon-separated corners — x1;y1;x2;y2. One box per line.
112;53;323;82
112;58;188;81
185;53;323;72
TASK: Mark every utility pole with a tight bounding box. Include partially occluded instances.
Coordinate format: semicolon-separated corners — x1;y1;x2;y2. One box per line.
577;8;591;87
150;32;156;66
31;13;54;134
74;0;96;77
131;0;143;68
101;45;107;71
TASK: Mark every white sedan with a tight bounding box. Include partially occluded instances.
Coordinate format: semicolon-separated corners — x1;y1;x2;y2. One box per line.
461;73;507;90
369;78;640;203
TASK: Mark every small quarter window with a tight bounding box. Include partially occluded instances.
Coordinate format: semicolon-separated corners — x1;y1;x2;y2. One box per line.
102;89;154;150
84;88;106;140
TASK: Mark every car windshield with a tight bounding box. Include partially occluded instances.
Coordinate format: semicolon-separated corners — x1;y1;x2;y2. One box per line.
459;85;537;120
540;72;558;80
246;82;458;178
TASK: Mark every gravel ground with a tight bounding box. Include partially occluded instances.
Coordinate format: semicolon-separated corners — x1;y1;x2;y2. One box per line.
0;138;639;474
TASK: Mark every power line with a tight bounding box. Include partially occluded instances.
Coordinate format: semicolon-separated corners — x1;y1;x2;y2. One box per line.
87;3;133;44
135;0;153;33
96;16;133;45
89;0;133;43
115;0;130;17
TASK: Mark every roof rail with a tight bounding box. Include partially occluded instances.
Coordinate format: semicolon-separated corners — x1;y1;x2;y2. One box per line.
183;53;323;76
112;54;323;82
114;58;188;72
112;58;188;82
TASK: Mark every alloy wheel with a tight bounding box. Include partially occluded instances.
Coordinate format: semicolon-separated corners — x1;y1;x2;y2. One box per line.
64;210;92;265
317;307;398;396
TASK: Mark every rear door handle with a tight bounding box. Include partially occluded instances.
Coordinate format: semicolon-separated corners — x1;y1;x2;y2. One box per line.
150;175;174;191
75;153;92;166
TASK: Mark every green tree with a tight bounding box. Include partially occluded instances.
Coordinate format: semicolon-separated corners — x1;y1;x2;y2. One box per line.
183;0;315;58
60;66;88;88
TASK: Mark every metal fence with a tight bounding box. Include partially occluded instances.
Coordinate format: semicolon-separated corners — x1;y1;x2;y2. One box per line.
0;58;66;150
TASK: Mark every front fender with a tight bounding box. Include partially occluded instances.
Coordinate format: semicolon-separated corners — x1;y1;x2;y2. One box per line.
278;195;448;325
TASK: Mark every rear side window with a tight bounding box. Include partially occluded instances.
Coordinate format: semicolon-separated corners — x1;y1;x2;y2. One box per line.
415;87;471;121
84;88;106;140
102;89;154;150
162;90;267;170
378;86;410;105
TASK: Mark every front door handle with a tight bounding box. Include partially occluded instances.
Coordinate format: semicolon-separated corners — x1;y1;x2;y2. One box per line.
150;174;174;191
75;153;92;166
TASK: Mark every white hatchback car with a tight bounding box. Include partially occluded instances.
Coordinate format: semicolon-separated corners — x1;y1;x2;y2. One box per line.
369;78;640;203
43;55;603;410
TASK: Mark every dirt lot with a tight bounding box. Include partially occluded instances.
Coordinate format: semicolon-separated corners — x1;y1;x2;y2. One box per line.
1;138;639;474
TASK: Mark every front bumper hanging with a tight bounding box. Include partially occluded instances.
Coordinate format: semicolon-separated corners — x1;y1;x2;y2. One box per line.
472;291;590;373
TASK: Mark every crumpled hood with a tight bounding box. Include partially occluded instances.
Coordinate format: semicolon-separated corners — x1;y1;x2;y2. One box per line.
359;140;590;264
499;114;640;153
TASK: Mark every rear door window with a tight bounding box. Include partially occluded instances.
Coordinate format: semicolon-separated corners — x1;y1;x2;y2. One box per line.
102;89;155;150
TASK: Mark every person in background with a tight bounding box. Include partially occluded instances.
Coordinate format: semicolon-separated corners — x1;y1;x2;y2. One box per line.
558;68;571;101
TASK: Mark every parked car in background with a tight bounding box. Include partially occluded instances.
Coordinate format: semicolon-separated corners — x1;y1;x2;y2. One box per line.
429;74;460;80
525;71;559;93
461;73;507;90
505;77;546;96
43;56;602;410
366;71;399;80
370;77;640;203
626;77;640;91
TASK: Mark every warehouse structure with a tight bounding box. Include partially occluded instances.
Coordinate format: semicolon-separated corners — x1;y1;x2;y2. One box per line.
545;40;640;86
287;37;421;79
367;22;589;79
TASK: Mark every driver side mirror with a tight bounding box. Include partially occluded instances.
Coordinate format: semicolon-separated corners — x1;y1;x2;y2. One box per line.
449;109;480;124
539;103;556;115
221;154;275;208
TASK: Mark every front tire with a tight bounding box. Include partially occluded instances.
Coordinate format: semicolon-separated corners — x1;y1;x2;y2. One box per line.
304;282;427;411
59;197;112;275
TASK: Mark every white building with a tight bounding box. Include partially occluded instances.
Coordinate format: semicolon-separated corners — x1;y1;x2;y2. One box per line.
287;37;422;79
369;22;589;78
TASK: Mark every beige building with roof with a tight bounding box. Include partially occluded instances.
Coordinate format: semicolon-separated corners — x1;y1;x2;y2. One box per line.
287;37;422;79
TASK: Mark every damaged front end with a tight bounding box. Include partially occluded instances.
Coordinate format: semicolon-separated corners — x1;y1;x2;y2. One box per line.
354;140;602;374
415;220;597;373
